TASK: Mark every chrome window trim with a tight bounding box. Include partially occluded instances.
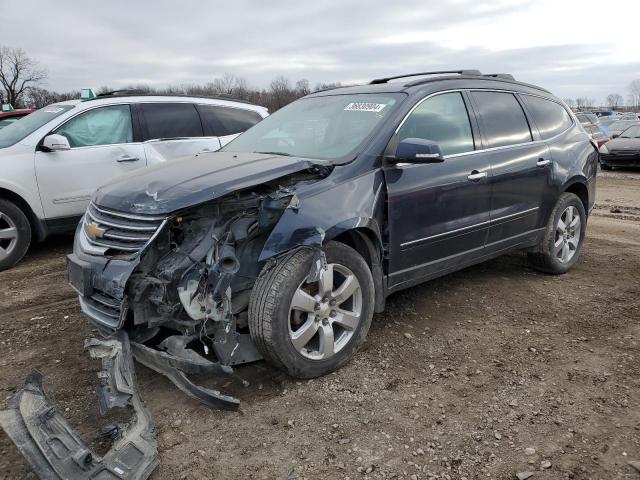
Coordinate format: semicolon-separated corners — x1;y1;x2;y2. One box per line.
400;207;539;248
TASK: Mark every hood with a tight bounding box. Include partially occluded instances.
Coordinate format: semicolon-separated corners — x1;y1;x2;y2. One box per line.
606;137;640;152
93;151;325;215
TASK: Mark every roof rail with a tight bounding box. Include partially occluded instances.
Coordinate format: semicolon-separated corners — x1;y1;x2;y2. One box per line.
83;92;257;105
483;73;515;80
97;89;149;97
370;70;482;85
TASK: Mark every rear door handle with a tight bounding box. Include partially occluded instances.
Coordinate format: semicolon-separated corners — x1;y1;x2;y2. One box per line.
117;155;139;162
467;170;487;181
536;158;552;167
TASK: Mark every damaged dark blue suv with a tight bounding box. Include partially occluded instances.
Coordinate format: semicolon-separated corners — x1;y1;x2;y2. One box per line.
68;69;597;385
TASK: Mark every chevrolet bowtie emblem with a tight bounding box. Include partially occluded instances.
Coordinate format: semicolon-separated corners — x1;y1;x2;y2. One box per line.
85;222;105;240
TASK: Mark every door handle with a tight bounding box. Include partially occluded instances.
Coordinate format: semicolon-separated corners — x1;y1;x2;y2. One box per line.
536;158;552;167
117;155;139;162
467;170;487;181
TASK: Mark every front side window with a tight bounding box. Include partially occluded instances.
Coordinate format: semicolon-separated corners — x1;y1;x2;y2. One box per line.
199;105;263;136
55;105;133;148
222;93;404;161
471;91;532;148
397;92;474;156
140;103;203;140
520;95;573;140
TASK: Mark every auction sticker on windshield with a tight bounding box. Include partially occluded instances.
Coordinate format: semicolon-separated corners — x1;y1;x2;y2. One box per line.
344;102;387;112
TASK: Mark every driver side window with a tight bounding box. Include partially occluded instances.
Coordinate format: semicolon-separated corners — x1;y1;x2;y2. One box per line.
398;92;474;156
54;105;133;148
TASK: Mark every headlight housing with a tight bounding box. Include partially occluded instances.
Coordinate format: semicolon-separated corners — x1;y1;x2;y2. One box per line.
599;143;609;154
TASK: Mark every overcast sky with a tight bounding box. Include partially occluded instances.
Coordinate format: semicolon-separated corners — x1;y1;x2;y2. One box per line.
2;0;639;105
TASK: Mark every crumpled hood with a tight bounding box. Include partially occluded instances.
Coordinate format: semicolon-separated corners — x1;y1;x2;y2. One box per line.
93;151;325;215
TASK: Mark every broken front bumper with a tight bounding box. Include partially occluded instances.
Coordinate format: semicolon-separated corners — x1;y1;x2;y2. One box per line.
0;332;158;479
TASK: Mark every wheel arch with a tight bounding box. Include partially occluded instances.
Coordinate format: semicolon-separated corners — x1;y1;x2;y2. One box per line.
0;187;46;241
330;227;386;313
561;177;589;214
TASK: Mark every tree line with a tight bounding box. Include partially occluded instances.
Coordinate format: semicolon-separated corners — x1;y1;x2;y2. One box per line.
2;44;640;112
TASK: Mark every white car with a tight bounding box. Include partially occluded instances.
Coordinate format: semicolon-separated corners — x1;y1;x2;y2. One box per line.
0;92;268;270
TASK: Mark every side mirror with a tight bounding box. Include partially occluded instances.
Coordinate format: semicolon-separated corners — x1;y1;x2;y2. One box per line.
42;134;71;152
390;138;444;164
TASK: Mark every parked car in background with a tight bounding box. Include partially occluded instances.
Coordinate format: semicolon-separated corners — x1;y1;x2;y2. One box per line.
599;125;640;170
575;112;599;126
583;123;608;147
0;92;268;270
606;119;640;139
592;110;621;118
0;106;34;129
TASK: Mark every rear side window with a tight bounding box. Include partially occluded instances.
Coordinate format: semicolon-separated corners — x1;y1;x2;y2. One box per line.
198;105;263;136
397;92;474;156
140;103;203;140
520;95;573;140
471;91;532;148
55;105;133;148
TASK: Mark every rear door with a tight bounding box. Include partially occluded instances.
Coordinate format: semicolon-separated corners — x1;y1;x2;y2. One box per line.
34;104;147;219
469;90;552;247
385;91;492;289
138;102;221;165
197;104;264;146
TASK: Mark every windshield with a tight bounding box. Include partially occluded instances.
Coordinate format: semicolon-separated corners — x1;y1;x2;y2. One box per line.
620;125;640;138
0;104;75;148
221;93;404;161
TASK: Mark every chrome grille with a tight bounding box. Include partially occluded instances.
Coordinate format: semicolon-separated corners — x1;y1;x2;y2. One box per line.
81;203;167;257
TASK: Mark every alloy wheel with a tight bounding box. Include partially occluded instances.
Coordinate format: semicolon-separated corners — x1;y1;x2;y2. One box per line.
288;263;363;360
554;205;581;263
0;212;18;262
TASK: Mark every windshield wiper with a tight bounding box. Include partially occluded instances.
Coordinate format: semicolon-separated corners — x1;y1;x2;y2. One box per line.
254;151;292;157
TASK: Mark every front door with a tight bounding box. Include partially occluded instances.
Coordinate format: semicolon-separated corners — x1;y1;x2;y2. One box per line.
35;104;147;219
384;91;492;290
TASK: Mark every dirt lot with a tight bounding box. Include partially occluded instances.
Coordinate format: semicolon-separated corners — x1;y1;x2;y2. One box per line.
1;171;639;480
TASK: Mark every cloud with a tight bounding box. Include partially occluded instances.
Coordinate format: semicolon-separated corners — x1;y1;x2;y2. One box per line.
2;0;639;103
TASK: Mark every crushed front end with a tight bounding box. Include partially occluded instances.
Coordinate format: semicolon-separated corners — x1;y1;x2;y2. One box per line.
67;168;326;400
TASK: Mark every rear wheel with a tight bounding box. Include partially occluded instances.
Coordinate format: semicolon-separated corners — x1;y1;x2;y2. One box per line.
528;193;586;274
0;199;32;271
249;241;374;378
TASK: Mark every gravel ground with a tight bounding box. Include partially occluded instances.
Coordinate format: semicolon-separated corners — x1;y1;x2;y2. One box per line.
1;170;639;480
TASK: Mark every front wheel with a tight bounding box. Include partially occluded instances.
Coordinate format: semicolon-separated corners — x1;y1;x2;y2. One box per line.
528;192;586;274
249;241;374;378
0;199;32;272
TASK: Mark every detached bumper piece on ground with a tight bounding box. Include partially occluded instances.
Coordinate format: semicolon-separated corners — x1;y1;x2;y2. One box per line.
0;331;240;479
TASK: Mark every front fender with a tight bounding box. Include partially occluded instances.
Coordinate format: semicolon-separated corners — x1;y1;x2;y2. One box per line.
259;169;385;261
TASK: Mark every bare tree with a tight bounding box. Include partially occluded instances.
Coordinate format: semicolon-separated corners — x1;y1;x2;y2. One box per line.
0;46;47;107
628;80;640;109
606;93;624;109
563;98;576;109
25;87;78;108
575;97;595;110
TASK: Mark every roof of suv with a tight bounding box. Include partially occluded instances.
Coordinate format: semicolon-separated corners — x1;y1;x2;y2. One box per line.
309;70;553;99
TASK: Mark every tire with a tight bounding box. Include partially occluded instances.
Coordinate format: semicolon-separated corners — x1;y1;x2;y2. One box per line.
0;199;31;272
249;241;375;378
528;193;586;274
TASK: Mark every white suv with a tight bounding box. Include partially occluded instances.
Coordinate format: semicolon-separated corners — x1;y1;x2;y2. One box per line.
0;93;268;270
